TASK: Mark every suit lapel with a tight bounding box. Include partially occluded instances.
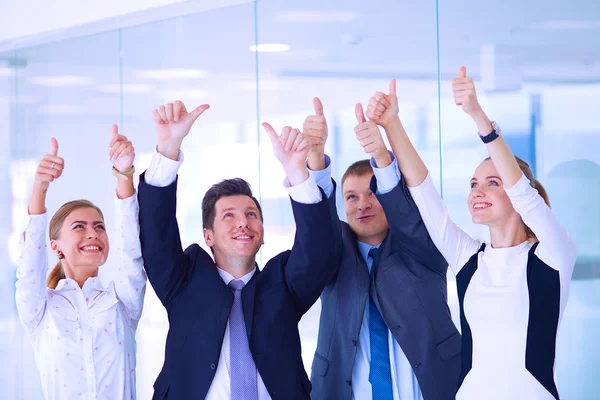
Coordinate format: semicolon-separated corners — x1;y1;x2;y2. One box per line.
342;223;370;336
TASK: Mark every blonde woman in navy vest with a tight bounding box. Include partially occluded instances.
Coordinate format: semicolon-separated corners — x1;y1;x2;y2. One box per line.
364;67;576;399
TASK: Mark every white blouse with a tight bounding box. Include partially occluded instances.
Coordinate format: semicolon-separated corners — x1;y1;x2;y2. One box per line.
15;193;147;400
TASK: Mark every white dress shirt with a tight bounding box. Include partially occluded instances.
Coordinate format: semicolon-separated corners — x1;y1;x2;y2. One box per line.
144;149;322;399
309;154;423;400
15;193;147;400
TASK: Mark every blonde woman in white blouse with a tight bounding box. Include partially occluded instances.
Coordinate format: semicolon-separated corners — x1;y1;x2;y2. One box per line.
363;68;576;400
15;125;147;400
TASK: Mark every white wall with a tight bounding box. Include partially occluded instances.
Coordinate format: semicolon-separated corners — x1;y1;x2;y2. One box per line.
0;0;252;50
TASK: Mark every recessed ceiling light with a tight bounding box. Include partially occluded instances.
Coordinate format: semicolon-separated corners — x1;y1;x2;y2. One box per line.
138;69;208;80
277;11;359;23
38;104;81;114
532;20;600;31
162;89;209;100
96;83;153;94
250;44;291;53
28;76;95;87
0;67;15;77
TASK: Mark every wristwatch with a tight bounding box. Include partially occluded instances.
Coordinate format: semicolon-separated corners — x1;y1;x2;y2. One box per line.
479;121;501;144
112;166;136;181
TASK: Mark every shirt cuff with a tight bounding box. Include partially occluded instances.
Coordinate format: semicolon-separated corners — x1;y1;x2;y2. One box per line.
308;154;334;198
504;172;531;195
284;174;323;204
21;213;47;246
371;152;401;194
115;190;139;216
144;148;184;187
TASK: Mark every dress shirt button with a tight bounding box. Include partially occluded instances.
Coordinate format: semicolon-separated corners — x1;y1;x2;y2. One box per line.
351;340;357;346
346;379;352;386
210;363;216;370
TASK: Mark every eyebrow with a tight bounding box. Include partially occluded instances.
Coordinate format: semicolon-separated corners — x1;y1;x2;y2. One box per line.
470;176;502;181
70;221;104;226
221;207;259;213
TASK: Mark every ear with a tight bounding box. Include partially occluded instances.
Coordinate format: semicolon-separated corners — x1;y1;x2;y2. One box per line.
203;228;214;248
50;240;60;255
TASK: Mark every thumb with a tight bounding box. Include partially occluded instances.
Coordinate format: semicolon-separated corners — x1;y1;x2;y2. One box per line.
389;79;398;102
188;104;210;123
459;66;467;78
313;97;324;116
261;122;279;145
355;103;366;124
110;124;119;146
50;137;59;156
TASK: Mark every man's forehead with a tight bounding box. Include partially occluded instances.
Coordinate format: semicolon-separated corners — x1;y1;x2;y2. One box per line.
342;173;374;193
215;195;258;210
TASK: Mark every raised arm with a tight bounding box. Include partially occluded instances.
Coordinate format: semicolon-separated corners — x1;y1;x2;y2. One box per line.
454;66;576;270
107;125;147;324
16;139;64;334
138;101;210;305
353;103;447;273
368;80;479;272
262;122;341;314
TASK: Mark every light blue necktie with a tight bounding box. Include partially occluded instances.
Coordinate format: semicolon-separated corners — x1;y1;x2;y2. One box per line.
368;247;393;400
229;279;258;400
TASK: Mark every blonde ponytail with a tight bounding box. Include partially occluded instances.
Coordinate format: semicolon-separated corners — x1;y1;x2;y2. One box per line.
46;260;65;290
484;156;551;241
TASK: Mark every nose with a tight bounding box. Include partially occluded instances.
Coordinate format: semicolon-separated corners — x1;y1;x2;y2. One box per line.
86;226;98;239
472;187;485;199
357;197;372;212
237;216;249;229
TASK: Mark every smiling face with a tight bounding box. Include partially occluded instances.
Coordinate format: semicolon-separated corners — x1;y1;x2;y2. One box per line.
468;159;520;227
342;173;389;246
204;195;264;262
50;207;109;277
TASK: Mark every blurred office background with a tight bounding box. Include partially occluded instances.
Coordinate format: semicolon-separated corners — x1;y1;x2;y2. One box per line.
1;0;598;398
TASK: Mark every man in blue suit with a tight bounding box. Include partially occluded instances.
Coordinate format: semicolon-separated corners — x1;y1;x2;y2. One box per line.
137;100;340;399
304;97;461;400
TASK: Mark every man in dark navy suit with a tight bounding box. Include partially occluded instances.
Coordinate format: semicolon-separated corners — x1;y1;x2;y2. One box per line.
137;100;340;400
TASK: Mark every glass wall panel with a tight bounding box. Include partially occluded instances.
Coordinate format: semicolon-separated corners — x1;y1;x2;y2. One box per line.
5;31;122;399
256;0;443;371
120;4;259;399
438;0;600;397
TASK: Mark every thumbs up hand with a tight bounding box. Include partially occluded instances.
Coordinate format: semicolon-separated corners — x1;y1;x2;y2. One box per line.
302;97;328;154
108;124;135;173
452;66;481;115
262;122;310;186
152;100;210;160
33;138;64;191
354;104;391;168
366;79;400;128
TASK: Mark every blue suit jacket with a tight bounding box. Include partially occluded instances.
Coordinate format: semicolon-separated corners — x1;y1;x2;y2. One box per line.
138;173;341;400
310;175;461;400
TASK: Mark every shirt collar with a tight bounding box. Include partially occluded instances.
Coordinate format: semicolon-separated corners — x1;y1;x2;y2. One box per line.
357;240;382;263
53;276;111;293
216;266;257;286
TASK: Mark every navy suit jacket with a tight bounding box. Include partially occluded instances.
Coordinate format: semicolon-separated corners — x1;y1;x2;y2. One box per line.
310;175;461;400
138;173;341;400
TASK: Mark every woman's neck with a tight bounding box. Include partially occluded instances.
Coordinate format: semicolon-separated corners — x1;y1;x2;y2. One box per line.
488;220;530;249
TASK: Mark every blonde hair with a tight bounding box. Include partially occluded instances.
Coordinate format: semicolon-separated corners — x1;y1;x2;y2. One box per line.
484;156;550;241
47;200;104;289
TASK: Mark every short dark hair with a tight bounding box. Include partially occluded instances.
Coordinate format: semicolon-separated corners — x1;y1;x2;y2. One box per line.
341;159;373;188
201;178;263;230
